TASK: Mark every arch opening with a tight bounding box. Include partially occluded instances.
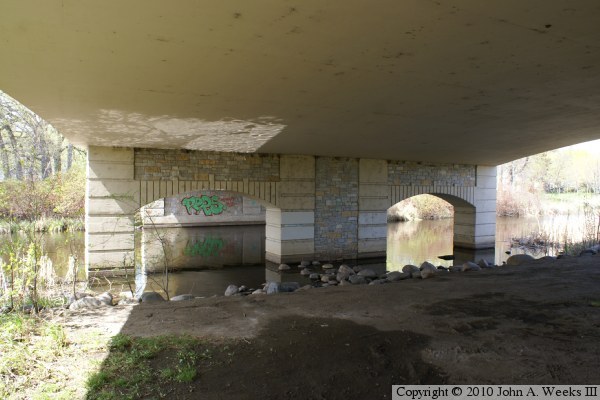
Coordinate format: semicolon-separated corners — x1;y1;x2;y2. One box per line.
386;193;488;269
138;189;276;273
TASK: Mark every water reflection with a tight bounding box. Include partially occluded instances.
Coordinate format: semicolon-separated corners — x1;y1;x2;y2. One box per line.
23;214;590;297
1;232;85;278
141;225;264;272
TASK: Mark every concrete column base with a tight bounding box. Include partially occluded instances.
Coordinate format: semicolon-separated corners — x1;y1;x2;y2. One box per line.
358;159;389;259
86;146;139;275
453;166;497;250
265;209;315;264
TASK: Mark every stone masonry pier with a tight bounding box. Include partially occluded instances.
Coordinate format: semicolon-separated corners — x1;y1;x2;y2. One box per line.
86;146;496;274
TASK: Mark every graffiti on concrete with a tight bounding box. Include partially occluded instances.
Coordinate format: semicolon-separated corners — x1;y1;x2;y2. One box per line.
181;195;227;216
184;237;225;257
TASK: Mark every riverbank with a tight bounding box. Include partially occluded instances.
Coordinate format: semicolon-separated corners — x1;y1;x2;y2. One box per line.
4;253;599;399
0;217;84;234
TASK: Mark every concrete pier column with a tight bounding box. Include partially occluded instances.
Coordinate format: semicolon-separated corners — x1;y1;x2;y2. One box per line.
86;146;140;275
265;155;315;263
453;165;497;249
358;159;390;258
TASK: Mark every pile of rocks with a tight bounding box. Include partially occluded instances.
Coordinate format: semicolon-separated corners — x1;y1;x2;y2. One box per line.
66;290;199;310
224;257;503;296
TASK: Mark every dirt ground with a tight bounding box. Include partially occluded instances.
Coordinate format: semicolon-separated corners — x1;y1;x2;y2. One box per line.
61;255;600;399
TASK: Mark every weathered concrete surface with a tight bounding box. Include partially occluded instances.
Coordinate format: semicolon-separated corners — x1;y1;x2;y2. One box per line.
2;1;600;164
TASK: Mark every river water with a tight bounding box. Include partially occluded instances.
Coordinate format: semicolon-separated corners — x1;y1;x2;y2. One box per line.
18;214;589;297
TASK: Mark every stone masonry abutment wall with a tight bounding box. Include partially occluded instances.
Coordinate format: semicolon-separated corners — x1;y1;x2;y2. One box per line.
86;146;496;274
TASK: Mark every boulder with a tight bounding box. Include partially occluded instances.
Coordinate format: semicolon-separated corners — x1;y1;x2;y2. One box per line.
263;282;295;293
536;256;556;263
402;265;420;274
352;266;363;273
420;263;437;279
278;264;291;271
506;254;535;266
579;249;597;257
300;268;312;276
171;294;195;301
321;275;332;283
300;260;311;267
279;282;300;292
67;292;93;306
338;264;355;275
477;259;490;268
96;291;113;306
69;296;104;310
419;261;436;271
357;268;377;279
140;291;166;302
462;262;481;272
118;298;140;305
311;261;322;267
368;279;385;285
449;266;462;273
336;265;355;282
224;285;239;296
265;282;279;295
411;271;422;279
339;279;352;286
309;273;320;280
349;275;368;285
322;263;335;269
386;271;410;282
251;289;265;295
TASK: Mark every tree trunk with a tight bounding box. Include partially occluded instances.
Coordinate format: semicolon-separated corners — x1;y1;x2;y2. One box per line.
53;150;62;174
4;125;23;180
37;132;51;179
66;143;73;170
0;129;12;179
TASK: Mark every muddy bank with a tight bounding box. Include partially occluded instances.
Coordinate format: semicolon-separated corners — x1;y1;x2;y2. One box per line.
62;255;600;398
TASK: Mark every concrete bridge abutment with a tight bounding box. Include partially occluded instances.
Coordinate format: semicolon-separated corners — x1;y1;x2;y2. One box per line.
85;146;497;274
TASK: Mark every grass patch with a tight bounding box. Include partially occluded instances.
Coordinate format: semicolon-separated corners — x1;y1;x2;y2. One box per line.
85;335;211;399
0;313;69;399
0;312;112;400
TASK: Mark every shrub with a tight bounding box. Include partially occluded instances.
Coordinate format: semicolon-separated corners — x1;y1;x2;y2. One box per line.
0;164;84;221
388;194;453;221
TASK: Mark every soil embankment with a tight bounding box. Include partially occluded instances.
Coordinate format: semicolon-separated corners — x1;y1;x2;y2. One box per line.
62;255;600;399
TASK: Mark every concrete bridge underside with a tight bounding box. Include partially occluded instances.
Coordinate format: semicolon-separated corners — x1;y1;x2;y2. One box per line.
87;146;495;273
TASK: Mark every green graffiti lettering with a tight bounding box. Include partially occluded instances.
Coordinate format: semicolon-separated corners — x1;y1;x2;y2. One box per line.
181;195;227;216
184;237;225;257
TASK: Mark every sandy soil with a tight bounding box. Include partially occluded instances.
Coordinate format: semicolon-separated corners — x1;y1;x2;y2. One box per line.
61;255;600;399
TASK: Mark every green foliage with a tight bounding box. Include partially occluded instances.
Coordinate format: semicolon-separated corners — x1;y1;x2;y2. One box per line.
86;335;206;399
0;314;70;399
0;162;85;221
388;194;453;221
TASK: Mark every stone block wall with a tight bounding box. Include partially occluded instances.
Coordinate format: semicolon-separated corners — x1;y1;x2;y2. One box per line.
314;157;359;260
388;161;476;187
135;149;280;182
87;146;493;272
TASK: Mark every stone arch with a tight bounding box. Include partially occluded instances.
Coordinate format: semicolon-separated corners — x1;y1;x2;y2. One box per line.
140;188;273;227
389;184;476;208
388;191;477;250
140;193;269;273
138;184;284;272
138;178;280;208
